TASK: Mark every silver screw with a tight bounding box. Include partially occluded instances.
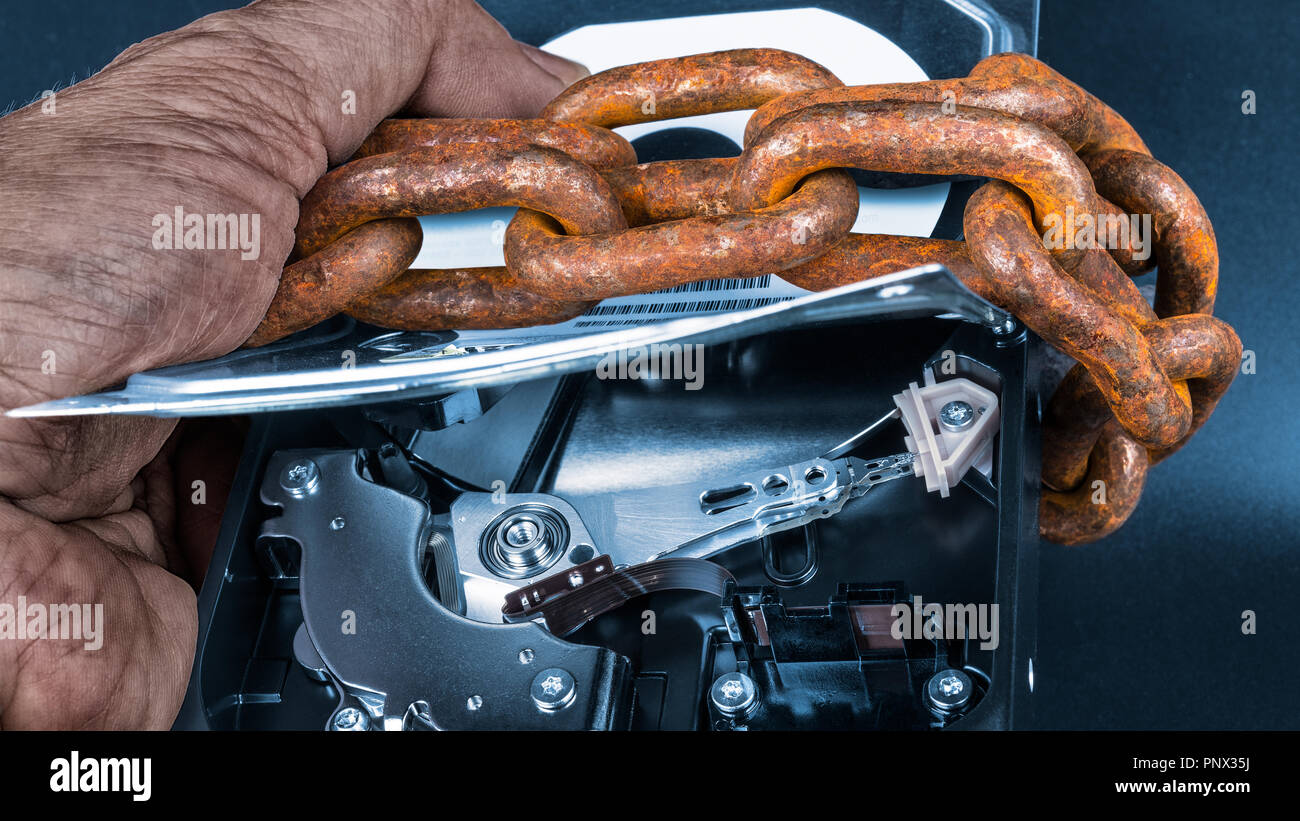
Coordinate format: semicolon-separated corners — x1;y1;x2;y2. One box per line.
926;668;973;713
518;648;535;665
331;706;369;731
505;519;539;547
466;695;483;711
329;516;346;531
280;459;320;498
531;668;576;712
710;672;759;721
938;400;976;432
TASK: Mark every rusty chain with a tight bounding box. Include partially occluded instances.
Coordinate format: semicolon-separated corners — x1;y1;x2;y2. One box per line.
246;48;1240;545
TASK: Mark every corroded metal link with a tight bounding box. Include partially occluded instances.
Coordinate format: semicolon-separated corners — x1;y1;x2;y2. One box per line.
1068;245;1158;328
294;143;627;257
248;218;423;347
253;143;626;343
973;57;1219;303
505;167;859;300
244;49;1236;546
780;235;978;291
594;165;983;301
963;181;1192;450
1085;149;1219;316
969;54;1148;157
755;211;1211;539
504;49;853;301
541;48;843;128
1040;420;1149;546
346;267;592;330
773;234;1153;325
732;100;1101;272
743;53;1152;275
1032;243;1192;422
600;158;734;225
1042;314;1241;490
746;52;1147;156
1143;317;1241;465
353;118;636;170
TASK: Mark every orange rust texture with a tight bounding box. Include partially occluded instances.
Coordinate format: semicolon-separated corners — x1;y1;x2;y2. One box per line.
541;48;843;128
962;182;1193;450
733;100;1101;273
1041;314;1241;491
780;235;978;291
248;142;626;343
245;218;423;347
1085;149;1219;317
741;54;1154;274
354;118;636;170
744;52;1148;157
505;167;858;300
294;143;626;256
346;267;591;330
241;50;1238;544
1040;420;1149;545
601;158;735;225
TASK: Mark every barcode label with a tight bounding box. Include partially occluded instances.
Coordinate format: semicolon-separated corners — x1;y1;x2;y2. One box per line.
575;296;794;327
449;273;810;344
650;275;772;294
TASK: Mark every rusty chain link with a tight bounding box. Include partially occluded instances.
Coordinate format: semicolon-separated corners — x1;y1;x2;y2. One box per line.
247;48;1240;544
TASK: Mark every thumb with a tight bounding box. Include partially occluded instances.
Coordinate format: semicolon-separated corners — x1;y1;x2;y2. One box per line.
406;0;588;118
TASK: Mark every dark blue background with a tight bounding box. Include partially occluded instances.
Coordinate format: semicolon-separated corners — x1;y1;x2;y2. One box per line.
1;0;1294;728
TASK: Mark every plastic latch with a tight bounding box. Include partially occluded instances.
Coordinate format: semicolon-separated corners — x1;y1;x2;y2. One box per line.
892;373;999;498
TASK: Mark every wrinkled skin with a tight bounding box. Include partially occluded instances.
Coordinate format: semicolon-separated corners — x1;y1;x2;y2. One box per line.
0;0;584;729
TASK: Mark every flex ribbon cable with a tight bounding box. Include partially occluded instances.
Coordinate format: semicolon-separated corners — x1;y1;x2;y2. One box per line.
502;555;735;636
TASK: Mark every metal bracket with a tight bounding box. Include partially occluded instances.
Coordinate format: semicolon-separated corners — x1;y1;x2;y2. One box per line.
259;449;629;730
9;266;1012;418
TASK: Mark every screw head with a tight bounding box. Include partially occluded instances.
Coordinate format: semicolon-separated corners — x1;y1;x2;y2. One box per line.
518;648;535;665
280;459;320;497
505;518;539;547
483;505;567;577
329;516;346;531
531;668;576;712
710;672;759;720
466;695;483;712
926;668;973;713
938;400;976;432
331;706;369;731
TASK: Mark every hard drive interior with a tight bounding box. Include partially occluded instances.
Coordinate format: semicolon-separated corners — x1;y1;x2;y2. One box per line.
177;315;1039;730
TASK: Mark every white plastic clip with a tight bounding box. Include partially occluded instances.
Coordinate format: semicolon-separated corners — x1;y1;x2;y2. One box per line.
893;372;999;497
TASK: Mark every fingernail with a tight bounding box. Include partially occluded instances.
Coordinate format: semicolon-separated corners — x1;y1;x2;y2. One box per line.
550;55;590;87
519;42;589;87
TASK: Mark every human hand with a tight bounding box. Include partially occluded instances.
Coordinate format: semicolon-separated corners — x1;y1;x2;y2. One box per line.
0;0;584;729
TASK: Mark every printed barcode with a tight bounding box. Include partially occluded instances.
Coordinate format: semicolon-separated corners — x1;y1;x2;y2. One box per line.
576;296;793;326
649;275;772;294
